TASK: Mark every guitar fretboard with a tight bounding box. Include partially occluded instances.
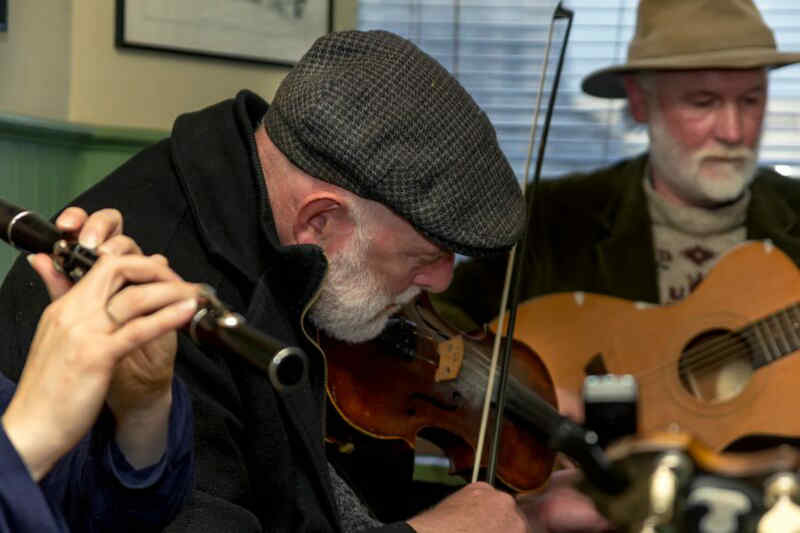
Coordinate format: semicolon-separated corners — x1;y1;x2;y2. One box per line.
743;304;800;368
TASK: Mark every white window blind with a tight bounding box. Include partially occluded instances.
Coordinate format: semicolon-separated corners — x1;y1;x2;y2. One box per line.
357;0;800;180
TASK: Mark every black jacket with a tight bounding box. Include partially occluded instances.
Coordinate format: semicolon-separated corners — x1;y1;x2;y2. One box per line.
0;90;412;533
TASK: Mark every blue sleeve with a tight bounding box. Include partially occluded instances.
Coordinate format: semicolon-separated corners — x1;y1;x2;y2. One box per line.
0;424;69;532
40;378;194;533
0;376;68;532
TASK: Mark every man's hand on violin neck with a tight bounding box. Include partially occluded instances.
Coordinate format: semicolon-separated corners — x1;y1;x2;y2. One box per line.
406;481;529;533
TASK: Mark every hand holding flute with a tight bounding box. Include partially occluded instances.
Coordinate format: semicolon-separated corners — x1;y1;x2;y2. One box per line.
0;199;308;392
3;206;202;477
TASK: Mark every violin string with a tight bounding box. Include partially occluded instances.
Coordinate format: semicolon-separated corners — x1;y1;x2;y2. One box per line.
451;335;542;414
413;306;545;405
417;326;536;417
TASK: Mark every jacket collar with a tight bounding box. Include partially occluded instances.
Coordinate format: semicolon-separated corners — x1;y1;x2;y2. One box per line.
593;154;661;302
169;90;327;317
170;91;339;526
747;174;800;258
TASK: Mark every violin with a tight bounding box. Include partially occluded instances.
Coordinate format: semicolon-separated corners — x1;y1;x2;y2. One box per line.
322;293;558;492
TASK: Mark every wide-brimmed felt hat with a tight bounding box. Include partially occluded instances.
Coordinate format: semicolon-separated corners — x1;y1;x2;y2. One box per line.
582;0;800;98
264;30;525;257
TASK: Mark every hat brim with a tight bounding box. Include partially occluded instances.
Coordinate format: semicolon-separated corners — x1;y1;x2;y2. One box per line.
582;48;800;98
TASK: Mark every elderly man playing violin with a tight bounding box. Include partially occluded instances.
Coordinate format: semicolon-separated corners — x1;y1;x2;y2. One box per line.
0;30;568;533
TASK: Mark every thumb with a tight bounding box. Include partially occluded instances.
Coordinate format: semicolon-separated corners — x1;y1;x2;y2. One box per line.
28;254;72;301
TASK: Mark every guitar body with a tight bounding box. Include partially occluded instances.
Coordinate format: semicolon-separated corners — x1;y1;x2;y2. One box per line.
496;241;800;450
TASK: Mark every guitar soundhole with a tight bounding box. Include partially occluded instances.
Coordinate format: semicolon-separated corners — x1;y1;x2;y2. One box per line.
678;329;754;404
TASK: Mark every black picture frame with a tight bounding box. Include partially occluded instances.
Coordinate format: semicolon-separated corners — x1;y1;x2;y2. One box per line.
115;0;333;67
0;0;7;32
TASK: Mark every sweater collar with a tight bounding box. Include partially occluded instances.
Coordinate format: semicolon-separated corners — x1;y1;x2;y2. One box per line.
644;173;750;237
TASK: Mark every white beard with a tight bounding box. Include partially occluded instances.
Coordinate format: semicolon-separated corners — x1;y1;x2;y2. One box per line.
308;228;420;344
648;109;759;207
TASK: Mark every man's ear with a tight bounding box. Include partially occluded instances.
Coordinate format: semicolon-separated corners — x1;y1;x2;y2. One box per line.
623;75;649;123
294;195;353;249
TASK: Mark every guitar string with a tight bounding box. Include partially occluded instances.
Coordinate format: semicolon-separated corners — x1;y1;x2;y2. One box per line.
633;314;791;386
665;304;799;376
416;303;798;412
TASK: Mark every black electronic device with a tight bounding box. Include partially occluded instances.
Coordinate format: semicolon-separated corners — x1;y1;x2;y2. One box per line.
582;374;638;449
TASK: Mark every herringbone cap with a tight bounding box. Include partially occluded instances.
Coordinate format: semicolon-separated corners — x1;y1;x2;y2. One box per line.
264;30;525;257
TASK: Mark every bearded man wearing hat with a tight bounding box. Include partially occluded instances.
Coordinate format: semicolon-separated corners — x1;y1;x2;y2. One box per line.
0;30;540;533
434;1;800;530
436;0;800;327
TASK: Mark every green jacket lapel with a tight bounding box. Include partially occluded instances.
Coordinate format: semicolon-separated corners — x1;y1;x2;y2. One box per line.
747;175;800;262
594;155;661;303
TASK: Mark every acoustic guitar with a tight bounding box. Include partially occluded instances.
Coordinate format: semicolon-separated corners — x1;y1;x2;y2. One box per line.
494;240;800;451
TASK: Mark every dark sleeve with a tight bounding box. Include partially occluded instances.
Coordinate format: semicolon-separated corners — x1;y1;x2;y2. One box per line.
101;378;194;528
39;378;193;533
0;378;67;533
0;252;50;383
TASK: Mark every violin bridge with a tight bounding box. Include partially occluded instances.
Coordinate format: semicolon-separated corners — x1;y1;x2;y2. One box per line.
435;335;464;382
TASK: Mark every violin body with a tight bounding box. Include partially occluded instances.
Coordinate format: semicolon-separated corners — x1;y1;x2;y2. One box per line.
324;296;558;492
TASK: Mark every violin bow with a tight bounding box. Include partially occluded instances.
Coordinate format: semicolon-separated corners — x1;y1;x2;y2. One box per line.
471;1;575;485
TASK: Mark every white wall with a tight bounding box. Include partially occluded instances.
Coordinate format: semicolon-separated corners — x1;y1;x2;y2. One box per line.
0;1;72;120
0;0;357;129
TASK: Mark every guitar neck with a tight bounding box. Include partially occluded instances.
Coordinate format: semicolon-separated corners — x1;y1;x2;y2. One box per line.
743;304;800;367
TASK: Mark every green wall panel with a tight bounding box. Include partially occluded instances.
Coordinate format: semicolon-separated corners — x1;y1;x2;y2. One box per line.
0;113;166;280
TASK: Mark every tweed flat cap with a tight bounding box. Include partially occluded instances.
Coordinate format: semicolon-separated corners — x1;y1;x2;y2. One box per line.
264;30;525;257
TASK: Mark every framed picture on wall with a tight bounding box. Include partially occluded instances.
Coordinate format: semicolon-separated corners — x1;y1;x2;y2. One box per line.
115;0;333;67
0;0;7;32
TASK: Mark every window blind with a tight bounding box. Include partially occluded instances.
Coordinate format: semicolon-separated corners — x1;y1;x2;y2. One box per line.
357;0;800;180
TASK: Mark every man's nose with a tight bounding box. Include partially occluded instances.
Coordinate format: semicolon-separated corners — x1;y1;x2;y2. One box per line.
714;103;744;145
413;253;455;293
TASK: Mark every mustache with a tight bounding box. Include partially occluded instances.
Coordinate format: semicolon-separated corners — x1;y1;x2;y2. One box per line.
695;145;757;161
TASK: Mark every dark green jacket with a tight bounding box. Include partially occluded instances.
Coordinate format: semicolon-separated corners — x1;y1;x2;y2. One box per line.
435;154;800;330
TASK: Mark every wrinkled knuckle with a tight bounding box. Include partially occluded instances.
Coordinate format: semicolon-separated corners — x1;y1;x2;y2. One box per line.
119;235;137;249
151;253;169;265
100;207;123;221
94;253;116;269
62;329;90;363
493;489;515;506
118;285;142;308
123;321;148;345
41;302;58;321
